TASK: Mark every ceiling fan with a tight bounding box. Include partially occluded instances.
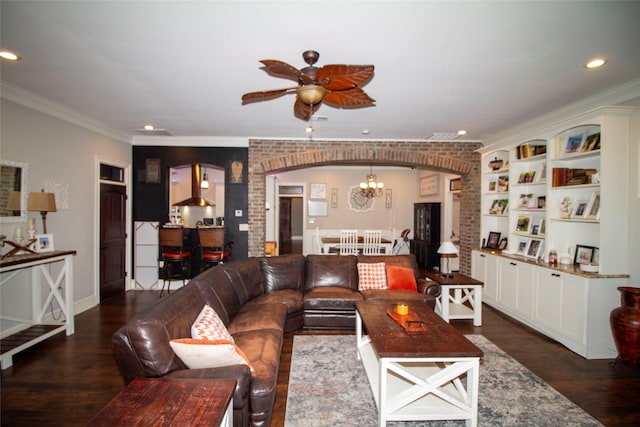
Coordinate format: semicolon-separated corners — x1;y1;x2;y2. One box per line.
241;50;375;121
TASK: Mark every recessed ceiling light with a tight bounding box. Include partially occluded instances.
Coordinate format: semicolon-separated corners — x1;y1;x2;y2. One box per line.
0;50;21;61
143;124;155;131
585;58;606;69
362;129;370;135
457;130;467;136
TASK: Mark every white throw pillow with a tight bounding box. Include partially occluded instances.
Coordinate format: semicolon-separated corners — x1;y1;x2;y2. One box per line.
169;338;254;372
357;262;388;291
191;304;233;341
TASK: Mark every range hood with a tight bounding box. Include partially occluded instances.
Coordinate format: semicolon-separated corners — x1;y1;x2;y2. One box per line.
173;164;215;207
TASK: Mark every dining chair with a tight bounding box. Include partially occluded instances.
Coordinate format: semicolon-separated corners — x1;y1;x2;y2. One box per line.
339;229;358;255
159;228;191;297
362;230;382;255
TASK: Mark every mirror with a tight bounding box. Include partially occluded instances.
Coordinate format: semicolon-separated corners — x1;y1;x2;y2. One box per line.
0;160;29;223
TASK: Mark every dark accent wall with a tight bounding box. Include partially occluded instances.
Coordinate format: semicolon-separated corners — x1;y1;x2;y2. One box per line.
132;146;248;263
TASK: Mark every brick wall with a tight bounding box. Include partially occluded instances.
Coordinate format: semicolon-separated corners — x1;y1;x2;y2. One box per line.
248;139;482;274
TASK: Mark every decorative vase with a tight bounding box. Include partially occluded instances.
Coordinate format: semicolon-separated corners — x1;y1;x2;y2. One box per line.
610;286;640;367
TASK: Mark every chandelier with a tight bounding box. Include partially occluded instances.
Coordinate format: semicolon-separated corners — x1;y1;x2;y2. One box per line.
359;165;384;198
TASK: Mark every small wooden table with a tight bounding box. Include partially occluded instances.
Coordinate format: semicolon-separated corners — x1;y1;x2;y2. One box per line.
355;300;483;427
425;271;484;326
87;378;235;426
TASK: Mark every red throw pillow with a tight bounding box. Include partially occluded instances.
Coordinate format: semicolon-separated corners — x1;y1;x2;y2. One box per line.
386;265;417;292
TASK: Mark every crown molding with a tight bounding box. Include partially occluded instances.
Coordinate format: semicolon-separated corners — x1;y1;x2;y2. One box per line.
1;80;132;144
131;135;249;147
481;77;640;152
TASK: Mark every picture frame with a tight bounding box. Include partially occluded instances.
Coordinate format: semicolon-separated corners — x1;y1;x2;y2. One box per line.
497;175;509;192
34;233;54;253
530;224;539;235
331;188;338;208
581;132;600;152
517;193;533;209
571;199;589;219
419;175;439;196
230;161;243;184
449;178;461;192
516;239;528;255
585;192;600;219
564;132;584;155
525;238;544;259
536;163;547;183
486;231;501;249
385;188;392;208
309;183;327;199
498;237;508;251
308;200;328;217
487;180;497;193
537;196;546;209
515;215;531;233
538;218;546;236
574;244;597;265
144;158;161;184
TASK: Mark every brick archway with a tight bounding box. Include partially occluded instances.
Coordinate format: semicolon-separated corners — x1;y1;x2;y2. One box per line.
248;140;482;273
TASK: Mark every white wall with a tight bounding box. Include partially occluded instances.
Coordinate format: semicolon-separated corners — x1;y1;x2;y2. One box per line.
1;99;131;329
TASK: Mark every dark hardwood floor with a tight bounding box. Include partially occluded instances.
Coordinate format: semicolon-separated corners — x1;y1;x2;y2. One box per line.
2;290;639;426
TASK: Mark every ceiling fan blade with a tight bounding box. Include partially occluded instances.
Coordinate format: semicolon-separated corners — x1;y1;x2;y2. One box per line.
294;98;321;121
323;87;375;107
260;59;314;84
241;87;297;104
317;65;374;91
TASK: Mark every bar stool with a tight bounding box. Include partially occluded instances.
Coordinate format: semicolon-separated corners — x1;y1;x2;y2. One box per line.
159;228;191;297
198;228;231;272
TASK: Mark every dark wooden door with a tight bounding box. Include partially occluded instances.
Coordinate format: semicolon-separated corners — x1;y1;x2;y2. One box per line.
100;183;127;301
279;197;292;254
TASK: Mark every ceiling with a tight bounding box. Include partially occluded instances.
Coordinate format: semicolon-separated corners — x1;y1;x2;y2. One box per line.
1;1;640;143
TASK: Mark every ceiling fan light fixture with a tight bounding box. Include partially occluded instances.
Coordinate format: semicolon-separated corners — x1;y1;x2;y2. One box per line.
297;84;326;105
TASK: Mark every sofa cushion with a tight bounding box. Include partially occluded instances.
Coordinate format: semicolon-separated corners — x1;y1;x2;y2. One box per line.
386;265;418;292
191;304;233;341
169;339;254;372
190;267;241;326
304;286;364;310
228;302;287;335
306;255;358;291
220;258;264;304
357;262;388;290
261;254;306;293
244;289;303;315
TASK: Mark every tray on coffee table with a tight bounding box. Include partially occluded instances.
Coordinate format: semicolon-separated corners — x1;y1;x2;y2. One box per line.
386;308;427;333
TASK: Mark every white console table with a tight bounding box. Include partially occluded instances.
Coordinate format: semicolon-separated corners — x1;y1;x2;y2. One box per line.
0;250;76;369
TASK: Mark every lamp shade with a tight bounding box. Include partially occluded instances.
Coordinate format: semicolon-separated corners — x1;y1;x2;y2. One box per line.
297;84;326;105
28;192;57;212
437;241;459;255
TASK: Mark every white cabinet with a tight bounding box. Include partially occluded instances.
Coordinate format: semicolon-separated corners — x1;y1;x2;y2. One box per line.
473;250;625;359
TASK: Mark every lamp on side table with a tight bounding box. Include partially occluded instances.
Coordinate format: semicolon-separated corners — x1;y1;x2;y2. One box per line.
437;241;459;278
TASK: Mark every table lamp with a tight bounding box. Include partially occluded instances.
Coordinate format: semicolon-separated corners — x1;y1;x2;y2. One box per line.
28;190;57;234
437;241;459;278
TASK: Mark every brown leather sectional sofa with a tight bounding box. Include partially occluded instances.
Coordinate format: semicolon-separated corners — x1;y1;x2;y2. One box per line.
112;254;440;427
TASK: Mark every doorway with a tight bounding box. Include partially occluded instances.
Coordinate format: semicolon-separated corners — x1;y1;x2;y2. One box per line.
99;182;127;301
278;196;303;255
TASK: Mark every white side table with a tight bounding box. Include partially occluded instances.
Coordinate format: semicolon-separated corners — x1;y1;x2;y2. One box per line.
425;272;484;326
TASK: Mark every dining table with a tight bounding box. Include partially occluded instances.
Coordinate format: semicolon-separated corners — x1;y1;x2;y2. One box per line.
320;236;393;255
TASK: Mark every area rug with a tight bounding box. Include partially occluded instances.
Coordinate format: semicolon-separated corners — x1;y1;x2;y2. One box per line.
284;335;602;427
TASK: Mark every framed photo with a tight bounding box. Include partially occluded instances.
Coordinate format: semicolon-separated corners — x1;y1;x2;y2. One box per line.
525;238;544;259
564;133;584;155
34;234;54;253
536;163;547;183
498;237;508;251
420;175;439;196
581;132;600;152
574;244;597;265
516;239;528;255
486;231;501;249
531;224;540;235
517;193;533;209
497;175;509;192
309;183;327;199
487;180;497;193
449;178;461;192
585;192;600;219
308;200;328;217
538;218;546;236
537;196;546;209
571;199;589;219
515;215;531;233
144;158;161;184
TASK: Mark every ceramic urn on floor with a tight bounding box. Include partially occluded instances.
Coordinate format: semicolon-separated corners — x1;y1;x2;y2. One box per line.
610;286;640;367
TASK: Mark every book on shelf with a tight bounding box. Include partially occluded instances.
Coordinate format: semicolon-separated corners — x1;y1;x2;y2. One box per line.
516;143;547;160
552;168;598;187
